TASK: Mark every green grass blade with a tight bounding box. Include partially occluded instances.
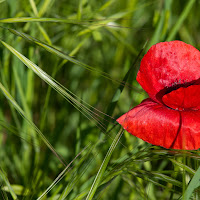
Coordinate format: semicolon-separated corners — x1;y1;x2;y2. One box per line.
0;81;65;166
166;0;195;41
150;171;182;187
101;41;146;133
0;17;86;23
146;8;165;50
0;166;18;200
3;27;122;85
38;0;52;17
37;144;91;200
29;0;52;45
58;143;95;200
29;0;38;16
0;40;111;131
12;66;32;119
182;166;200;200
36;23;52;45
39;39;86;132
0;16;128;27
106;28;138;55
169;158;195;175
86;128;123;200
146;0;172;50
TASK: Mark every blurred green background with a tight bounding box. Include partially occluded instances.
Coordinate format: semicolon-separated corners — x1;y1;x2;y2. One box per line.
0;0;200;199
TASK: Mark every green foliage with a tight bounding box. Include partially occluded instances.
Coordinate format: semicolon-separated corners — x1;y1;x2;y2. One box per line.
0;0;200;199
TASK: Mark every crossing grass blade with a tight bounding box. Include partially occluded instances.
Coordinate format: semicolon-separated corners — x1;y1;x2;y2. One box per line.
37;143;91;200
181;166;200;200
1;26;129;87
0;166;18;200
169;159;196;175
0;81;65;166
0;40;116;132
86;128;123;200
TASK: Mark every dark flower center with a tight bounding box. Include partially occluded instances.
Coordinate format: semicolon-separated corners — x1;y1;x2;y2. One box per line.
162;84;200;111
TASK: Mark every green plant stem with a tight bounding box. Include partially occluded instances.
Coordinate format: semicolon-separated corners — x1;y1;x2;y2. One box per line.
86;128;123;200
166;0;195;41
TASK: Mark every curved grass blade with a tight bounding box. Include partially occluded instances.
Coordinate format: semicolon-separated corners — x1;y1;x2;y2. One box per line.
0;14;130;28
0;1;155;26
86;128;123;200
169;158;195;175
39;39;86;132
0;81;65;166
2;27;134;90
181;166;200;200
0;40;114;132
150;171;182;188
125;172;181;195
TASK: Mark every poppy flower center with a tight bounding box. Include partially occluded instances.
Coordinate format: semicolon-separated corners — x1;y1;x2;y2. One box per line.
162;84;200;111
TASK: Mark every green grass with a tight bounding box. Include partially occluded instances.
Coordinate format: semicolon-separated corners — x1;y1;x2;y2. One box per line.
0;0;200;199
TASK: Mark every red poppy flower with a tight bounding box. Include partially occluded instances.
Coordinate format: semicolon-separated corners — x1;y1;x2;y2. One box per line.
117;41;200;150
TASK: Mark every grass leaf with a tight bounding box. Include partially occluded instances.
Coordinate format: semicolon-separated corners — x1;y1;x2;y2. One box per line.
182;166;200;200
86;128;123;200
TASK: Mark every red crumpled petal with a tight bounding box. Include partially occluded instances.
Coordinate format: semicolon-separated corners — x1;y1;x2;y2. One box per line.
162;85;200;111
117;98;200;150
137;41;200;102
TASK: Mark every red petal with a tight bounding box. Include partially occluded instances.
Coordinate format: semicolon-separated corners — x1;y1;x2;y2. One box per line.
137;41;200;102
179;111;200;150
162;85;200;111
117;98;200;150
